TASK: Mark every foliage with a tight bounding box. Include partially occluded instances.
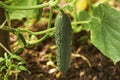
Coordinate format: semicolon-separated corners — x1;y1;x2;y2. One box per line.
0;53;29;80
89;4;120;63
0;42;29;80
7;0;38;20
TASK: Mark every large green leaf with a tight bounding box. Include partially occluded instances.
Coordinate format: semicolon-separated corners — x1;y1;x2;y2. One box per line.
89;4;120;63
8;0;38;20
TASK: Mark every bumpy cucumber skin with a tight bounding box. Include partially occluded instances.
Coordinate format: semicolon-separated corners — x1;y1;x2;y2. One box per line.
55;12;72;73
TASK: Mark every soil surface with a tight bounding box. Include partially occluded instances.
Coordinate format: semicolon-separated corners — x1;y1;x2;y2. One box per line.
9;30;120;80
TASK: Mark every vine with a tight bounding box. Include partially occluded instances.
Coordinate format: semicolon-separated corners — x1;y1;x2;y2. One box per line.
0;0;60;10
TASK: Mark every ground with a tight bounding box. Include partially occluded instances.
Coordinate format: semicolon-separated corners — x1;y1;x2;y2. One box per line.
9;30;120;80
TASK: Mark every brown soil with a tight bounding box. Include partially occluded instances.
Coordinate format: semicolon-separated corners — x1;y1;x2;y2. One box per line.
9;30;120;80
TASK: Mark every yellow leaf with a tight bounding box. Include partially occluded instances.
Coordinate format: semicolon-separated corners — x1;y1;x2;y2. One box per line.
76;0;88;11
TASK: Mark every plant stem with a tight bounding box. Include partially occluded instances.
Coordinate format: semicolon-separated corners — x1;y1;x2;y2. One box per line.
0;19;7;28
88;0;93;13
73;0;78;27
1;27;55;35
72;21;89;25
0;42;12;55
0;0;60;10
1;20;89;35
28;7;54;46
20;28;55;35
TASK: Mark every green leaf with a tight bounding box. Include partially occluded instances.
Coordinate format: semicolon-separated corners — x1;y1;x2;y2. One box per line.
4;53;9;60
89;4;120;63
17;65;30;73
63;3;73;12
78;11;90;31
8;0;38;20
17;62;24;65
18;65;28;71
0;66;6;72
17;33;26;48
0;57;5;63
13;48;24;55
78;11;90;21
10;54;24;62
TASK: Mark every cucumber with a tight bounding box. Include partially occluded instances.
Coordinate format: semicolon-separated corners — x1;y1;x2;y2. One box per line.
55;12;72;73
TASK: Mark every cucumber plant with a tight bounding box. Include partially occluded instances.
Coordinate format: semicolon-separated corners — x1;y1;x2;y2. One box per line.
0;0;120;74
0;43;29;80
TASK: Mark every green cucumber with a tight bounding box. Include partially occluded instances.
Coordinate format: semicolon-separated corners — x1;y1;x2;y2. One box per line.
55;12;72;73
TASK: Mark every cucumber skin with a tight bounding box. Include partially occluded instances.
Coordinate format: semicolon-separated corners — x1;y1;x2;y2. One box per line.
55;12;72;73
